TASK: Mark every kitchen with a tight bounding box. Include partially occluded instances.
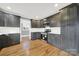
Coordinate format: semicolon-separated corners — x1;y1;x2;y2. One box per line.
0;3;79;56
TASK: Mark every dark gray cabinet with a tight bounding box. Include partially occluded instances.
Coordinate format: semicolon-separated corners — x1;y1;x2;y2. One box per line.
36;20;41;28
60;4;79;54
46;4;79;55
31;19;45;28
76;6;79;52
31;20;41;28
61;26;76;51
48;34;61;49
8;34;20;44
0;12;5;26
0;11;20;27
0;34;20;48
31;20;36;28
31;32;41;40
40;19;45;28
46;13;60;27
5;13;20;27
0;11;20;48
0;34;12;48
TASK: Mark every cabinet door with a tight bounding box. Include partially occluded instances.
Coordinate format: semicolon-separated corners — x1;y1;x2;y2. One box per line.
48;34;61;48
31;20;41;28
76;21;79;52
36;20;41;28
31;20;37;28
0;12;5;26
61;26;76;51
61;8;68;27
0;34;13;48
61;7;69;50
61;6;77;52
40;20;44;28
5;13;20;27
31;32;41;40
47;13;60;27
55;35;61;48
75;6;79;52
48;34;55;45
47;16;56;27
31;32;36;40
8;34;20;44
56;13;61;27
49;17;56;27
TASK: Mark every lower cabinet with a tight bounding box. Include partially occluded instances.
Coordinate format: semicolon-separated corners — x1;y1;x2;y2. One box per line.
48;34;61;49
0;33;20;48
48;33;78;55
31;32;41;40
8;33;20;44
61;26;77;52
0;34;12;48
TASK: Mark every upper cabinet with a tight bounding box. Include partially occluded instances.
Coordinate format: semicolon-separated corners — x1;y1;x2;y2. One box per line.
31;20;40;28
40;19;45;28
31;19;45;28
60;4;77;27
0;11;20;27
31;13;61;28
0;12;5;26
5;13;20;27
46;13;61;27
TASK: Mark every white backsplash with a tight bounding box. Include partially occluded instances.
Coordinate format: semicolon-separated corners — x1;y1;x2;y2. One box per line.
31;27;61;34
31;28;45;32
0;27;20;35
50;27;61;34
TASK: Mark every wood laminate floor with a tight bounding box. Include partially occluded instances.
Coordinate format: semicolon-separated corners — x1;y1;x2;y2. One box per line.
0;39;71;56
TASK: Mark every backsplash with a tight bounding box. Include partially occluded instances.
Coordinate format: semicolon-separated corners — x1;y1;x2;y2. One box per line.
31;27;61;34
0;27;20;35
50;27;60;34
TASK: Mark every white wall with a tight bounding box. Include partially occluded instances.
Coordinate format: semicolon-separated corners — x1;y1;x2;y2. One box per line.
20;18;31;37
20;18;31;41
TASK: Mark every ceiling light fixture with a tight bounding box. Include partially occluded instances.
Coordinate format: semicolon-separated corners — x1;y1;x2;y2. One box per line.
35;16;38;19
7;6;11;10
34;16;39;20
54;3;58;7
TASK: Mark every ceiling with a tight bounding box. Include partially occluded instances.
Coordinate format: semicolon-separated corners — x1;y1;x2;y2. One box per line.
0;3;71;20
